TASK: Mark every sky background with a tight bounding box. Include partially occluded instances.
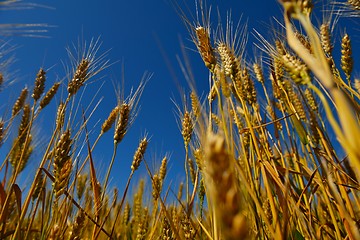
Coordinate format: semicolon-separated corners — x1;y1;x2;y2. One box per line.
0;1;358;196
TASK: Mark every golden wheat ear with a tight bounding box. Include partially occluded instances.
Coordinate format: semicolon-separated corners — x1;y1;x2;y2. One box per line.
12;87;28;117
39;82;60;109
203;132;248;239
52;129;72;201
113;103;130;144
67;59;90;97
101;105;120;134
195;26;217;71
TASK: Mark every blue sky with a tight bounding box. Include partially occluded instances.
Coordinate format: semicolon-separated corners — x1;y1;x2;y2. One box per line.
0;1;358;194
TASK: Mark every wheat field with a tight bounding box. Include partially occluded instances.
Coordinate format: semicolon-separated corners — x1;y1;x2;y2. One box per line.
0;0;359;239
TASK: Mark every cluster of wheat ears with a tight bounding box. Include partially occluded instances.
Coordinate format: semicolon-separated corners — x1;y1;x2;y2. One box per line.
0;0;359;239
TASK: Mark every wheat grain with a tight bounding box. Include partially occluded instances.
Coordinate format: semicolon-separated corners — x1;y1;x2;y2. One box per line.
10;104;32;172
67;59;90;97
177;182;183;201
101;105;119;134
53;130;72;199
193;148;203;170
17;104;30;144
32;68;46;101
190;91;200;118
285;81;306;121
195;26;216;71
341;33;353;80
275;40;286;56
180;214;194;239
32;171;44;201
39;82;60;109
135;207;149;240
56;102;65;130
133;179;144;224
309;112;320;144
131;137;148;172
114;103;130;144
320;23;333;57
151;174;161;201
281;52;311;85
76;173;87;200
12;87;28;117
49;224;60;240
187;158;196;185
122;201;131;225
294;31;312;53
354;79;360;93
217;42;240;78
241;67;257;105
204;132;248;239
161;216;174;240
348;0;360;10
69;212;85;240
159;156;167;182
280;0;313;15
304;88;318;112
253;63;264;84
181;111;193;147
216;66;231;98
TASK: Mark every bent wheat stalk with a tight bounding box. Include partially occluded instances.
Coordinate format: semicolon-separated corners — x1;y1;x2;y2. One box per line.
280;1;360;181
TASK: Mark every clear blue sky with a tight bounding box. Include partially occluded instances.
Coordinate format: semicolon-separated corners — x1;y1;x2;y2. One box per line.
0;1;358;194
